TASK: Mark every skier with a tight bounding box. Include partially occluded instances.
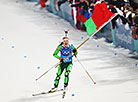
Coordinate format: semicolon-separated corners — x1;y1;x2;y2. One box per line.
50;36;78;91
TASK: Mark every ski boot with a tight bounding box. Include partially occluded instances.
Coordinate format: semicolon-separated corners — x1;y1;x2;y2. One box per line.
49;87;58;93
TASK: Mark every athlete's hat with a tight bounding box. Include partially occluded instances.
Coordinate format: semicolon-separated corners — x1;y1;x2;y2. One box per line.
62;36;69;41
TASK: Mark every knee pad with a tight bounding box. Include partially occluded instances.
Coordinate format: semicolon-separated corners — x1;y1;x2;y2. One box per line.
65;71;70;77
56;74;60;81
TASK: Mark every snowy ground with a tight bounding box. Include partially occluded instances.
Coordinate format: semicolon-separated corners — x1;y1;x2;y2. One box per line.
0;0;138;102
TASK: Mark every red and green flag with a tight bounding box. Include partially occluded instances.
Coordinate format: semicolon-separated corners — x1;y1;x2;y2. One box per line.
84;2;115;37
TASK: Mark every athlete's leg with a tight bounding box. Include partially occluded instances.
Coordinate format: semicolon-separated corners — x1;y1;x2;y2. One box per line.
54;64;64;88
64;63;72;88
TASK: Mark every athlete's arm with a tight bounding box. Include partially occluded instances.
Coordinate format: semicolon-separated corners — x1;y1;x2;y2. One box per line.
72;45;78;56
53;45;62;59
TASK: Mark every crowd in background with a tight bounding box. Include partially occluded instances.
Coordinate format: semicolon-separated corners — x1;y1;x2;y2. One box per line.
56;0;138;40
34;0;138;40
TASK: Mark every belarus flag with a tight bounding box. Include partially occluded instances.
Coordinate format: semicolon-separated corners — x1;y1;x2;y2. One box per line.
84;2;116;37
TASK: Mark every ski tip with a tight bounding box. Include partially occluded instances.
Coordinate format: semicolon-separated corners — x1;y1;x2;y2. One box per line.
35;79;38;81
94;82;96;84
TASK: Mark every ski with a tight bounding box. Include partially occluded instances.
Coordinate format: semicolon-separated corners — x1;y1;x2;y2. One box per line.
62;90;66;98
32;89;63;96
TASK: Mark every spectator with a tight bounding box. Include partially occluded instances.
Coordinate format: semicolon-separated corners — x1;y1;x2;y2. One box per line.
129;0;138;10
71;0;89;30
40;0;47;8
71;0;89;11
132;9;138;40
115;0;125;10
57;0;74;10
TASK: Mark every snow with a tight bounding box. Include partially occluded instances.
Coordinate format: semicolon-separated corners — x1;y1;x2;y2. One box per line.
0;0;138;102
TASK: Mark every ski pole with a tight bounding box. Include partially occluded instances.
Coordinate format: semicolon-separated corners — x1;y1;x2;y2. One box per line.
55;13;118;68
35;62;60;81
36;35;96;81
36;37;89;81
35;14;118;81
75;56;96;84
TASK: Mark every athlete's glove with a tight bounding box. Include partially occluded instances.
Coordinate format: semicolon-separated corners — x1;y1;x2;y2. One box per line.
73;49;77;54
73;49;77;57
59;57;63;63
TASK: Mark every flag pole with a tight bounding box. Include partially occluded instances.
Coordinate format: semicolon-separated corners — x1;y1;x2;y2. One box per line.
89;13;118;39
35;13;118;81
56;13;118;68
